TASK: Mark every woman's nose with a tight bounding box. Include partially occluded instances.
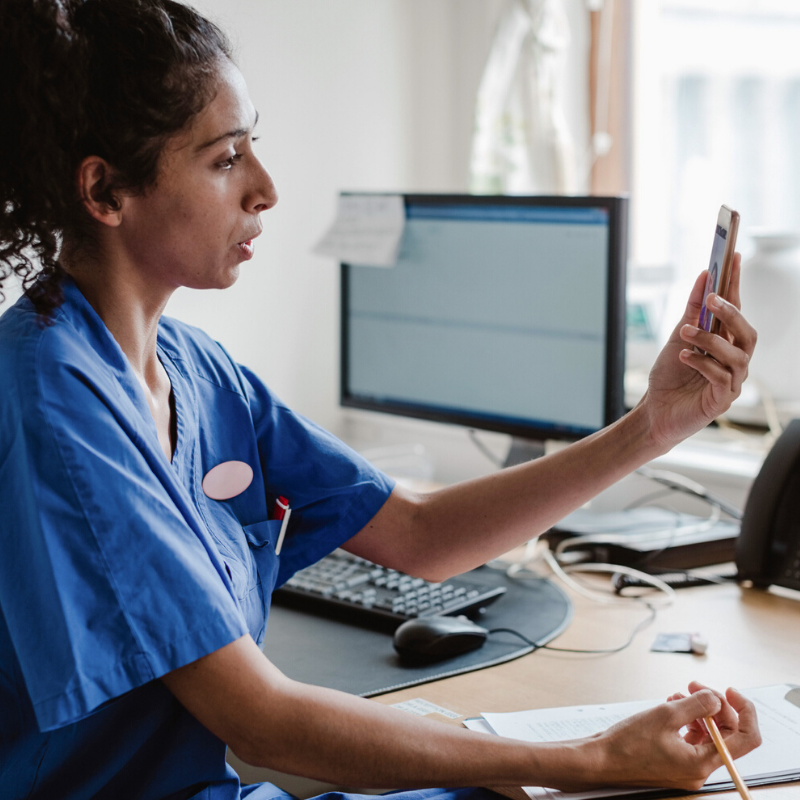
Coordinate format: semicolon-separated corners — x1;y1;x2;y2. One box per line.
249;159;278;214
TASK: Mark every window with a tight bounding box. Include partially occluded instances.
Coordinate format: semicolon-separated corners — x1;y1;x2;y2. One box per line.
630;0;800;327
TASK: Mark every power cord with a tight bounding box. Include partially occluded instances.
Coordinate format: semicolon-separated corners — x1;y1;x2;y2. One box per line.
488;601;657;655
467;428;505;468
498;540;674;656
549;503;722;577
634;466;742;520
546;466;738;580
541;548;676;608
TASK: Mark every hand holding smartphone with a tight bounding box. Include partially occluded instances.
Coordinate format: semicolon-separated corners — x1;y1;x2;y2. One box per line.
699;204;739;337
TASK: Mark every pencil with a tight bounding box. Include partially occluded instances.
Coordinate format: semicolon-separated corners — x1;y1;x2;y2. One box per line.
703;716;754;800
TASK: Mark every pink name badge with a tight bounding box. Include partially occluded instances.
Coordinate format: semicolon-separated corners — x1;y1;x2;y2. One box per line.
202;460;254;500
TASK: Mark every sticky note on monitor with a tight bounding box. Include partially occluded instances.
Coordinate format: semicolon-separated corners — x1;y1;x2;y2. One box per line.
313;193;405;267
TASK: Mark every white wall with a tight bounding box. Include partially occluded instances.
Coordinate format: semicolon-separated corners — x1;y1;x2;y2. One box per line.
166;0;591;448
167;0;504;433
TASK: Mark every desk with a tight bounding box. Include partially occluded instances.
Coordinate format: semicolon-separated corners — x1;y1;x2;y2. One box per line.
369;580;800;800
231;578;799;797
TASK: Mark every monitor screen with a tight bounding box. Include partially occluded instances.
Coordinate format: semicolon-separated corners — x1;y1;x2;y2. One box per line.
341;194;627;443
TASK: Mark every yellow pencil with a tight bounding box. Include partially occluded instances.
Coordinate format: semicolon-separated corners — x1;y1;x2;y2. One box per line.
704;716;754;800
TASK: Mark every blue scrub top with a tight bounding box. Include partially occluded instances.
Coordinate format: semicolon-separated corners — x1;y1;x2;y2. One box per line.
0;277;395;799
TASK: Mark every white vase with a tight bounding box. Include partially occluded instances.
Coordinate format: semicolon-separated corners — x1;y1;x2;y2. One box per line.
740;233;800;402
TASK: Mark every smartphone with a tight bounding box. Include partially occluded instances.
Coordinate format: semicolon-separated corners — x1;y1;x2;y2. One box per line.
699;204;739;336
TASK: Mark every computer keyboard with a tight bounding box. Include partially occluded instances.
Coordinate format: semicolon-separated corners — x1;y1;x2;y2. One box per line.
273;550;507;630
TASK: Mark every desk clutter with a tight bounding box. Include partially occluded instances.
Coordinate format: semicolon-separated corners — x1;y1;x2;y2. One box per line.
543;507;740;571
543;418;800;595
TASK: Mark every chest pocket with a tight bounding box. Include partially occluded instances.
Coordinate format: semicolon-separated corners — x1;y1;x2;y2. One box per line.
242;519;283;645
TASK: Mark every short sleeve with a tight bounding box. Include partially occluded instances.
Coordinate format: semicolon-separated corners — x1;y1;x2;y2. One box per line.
238;366;395;587
0;330;247;732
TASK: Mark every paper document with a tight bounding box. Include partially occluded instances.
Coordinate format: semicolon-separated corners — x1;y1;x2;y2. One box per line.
464;684;800;800
391;698;462;719
313;193;405;267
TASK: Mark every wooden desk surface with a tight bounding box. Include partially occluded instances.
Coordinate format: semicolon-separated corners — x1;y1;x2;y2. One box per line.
372;580;800;799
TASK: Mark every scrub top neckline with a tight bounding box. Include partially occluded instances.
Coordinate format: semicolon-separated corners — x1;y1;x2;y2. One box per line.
157;345;185;467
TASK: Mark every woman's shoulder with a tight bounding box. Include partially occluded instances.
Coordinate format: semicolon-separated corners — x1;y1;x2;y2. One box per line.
0;295;73;388
0;289;127;391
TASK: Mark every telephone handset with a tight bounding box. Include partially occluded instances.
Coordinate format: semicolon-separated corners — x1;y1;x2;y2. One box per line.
736;419;800;590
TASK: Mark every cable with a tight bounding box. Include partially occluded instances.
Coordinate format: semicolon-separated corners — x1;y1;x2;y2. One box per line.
492;467;739;656
488;601;657;655
501;538;673;656
612;566;737;593
543;549;676;608
635;466;743;520
488;628;540;650
466;428;505;468
540;467;733;578
624;488;680;511
549;503;721;569
542;603;657;654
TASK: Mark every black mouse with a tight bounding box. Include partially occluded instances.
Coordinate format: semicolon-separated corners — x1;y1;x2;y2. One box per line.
393;615;489;662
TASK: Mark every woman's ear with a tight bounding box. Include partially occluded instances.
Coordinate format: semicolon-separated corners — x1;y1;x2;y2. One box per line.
76;156;124;227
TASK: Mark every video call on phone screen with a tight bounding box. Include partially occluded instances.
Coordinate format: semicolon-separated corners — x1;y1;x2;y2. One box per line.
699;224;727;332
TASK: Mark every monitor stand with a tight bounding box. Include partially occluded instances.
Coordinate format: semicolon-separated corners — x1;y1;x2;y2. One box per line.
504;437;545;468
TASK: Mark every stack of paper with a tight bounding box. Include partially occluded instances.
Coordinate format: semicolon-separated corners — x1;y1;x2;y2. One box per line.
464;684;800;800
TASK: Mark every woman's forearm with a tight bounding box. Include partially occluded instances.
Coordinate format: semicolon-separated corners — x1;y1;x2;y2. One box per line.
163;637;758;793
347;402;667;581
163;636;583;788
244;676;588;789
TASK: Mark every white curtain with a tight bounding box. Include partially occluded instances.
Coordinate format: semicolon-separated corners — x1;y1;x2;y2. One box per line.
470;0;576;194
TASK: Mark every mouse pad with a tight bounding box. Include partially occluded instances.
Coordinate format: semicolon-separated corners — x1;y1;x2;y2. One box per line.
262;570;572;697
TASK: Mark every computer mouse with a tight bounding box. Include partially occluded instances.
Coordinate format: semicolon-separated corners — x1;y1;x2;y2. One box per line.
393;615;489;662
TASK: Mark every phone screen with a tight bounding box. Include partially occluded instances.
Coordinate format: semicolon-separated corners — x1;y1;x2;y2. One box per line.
699;222;728;332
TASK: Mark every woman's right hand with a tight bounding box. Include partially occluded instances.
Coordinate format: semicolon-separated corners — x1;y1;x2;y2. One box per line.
561;685;761;793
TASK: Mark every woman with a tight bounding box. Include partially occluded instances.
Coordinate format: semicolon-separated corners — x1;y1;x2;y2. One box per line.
0;1;760;799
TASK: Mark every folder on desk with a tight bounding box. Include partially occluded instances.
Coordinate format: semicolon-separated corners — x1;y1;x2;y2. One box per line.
464;684;800;800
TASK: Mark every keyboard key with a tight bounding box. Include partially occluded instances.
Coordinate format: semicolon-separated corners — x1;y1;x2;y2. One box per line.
273;550;506;629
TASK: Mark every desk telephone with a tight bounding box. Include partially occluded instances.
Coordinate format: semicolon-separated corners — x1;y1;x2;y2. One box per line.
737;418;800;591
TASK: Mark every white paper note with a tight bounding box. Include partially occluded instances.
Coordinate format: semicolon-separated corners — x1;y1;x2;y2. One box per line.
481;698;657;744
313;194;405;267
391;698;462;719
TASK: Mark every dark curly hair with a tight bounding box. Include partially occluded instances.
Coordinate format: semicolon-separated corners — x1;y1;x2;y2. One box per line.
0;0;231;317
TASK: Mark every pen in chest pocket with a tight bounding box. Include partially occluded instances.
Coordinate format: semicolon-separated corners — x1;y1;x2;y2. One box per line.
273;495;291;555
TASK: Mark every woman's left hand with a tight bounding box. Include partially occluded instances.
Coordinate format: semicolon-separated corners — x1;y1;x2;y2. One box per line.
641;253;757;451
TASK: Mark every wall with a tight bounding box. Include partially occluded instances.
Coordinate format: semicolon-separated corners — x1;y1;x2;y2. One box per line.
167;0;591;457
168;0;503;435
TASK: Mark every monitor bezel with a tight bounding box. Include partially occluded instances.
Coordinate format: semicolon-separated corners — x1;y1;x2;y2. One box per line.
340;193;628;444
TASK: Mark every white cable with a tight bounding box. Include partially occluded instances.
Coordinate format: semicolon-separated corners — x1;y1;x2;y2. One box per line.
542;548;675;608
467;428;504;468
551;505;721;560
635;466;741;520
636;466;709;499
506;540;672;654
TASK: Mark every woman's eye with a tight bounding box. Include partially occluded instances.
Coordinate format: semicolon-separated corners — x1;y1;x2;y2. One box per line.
218;153;245;170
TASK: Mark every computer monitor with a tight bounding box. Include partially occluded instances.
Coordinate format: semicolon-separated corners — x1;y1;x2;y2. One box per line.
340;194;628;461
